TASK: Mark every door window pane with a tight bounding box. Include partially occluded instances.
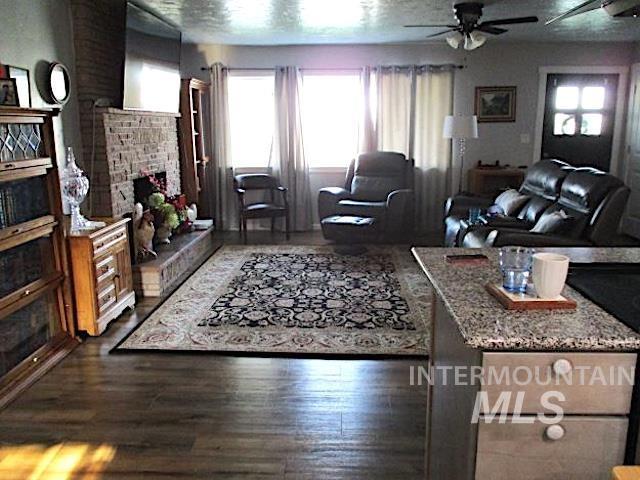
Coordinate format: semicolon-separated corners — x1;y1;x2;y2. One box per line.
581;86;605;110
554;113;576;135
581;113;603;136
555;86;579;109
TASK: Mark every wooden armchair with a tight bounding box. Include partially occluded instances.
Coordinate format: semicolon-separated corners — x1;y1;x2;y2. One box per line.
234;174;289;243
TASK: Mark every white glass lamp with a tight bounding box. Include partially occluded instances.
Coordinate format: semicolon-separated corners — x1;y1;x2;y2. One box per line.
464;31;486;51
443;115;478;193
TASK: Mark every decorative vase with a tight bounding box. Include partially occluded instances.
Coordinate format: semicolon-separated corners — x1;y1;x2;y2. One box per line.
155;222;172;244
61;147;105;232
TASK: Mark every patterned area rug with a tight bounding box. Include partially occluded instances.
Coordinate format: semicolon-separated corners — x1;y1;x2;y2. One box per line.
117;245;431;356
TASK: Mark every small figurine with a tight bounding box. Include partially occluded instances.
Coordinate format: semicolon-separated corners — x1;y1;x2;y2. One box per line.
133;202;157;261
186;203;198;223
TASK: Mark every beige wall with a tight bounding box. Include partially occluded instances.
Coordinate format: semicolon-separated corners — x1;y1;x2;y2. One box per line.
0;0;82;166
182;41;635;168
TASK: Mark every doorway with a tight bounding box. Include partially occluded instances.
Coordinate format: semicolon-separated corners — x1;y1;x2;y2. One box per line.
541;73;619;171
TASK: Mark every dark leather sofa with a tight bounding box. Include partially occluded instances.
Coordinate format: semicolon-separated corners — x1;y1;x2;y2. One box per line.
318;151;414;241
444;159;630;248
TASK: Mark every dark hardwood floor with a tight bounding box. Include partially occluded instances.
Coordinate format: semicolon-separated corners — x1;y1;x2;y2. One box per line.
0;231;429;479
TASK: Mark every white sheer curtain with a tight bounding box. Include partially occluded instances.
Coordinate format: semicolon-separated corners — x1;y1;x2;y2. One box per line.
368;65;454;233
271;66;313;231
413;68;454;232
209;63;236;230
376;66;414;154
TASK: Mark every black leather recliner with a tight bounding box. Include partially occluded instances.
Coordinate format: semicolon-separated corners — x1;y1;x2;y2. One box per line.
461;167;630;247
444;159;572;246
318;151;414;240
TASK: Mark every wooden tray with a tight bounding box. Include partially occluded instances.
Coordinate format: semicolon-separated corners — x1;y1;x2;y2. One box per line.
485;283;577;311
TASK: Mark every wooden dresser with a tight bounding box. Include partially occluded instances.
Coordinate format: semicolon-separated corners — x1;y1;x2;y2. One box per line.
67;218;135;335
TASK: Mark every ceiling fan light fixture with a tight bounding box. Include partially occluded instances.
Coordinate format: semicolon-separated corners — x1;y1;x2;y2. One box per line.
445;31;464;49
464;31;487;50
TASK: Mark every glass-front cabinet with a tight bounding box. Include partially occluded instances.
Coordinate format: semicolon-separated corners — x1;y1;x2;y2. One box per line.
0;107;75;401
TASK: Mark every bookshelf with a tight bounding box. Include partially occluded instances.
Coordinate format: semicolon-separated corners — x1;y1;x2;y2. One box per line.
179;78;211;217
0;107;77;408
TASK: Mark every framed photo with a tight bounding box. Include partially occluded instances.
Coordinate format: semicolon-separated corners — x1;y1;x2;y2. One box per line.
0;78;19;107
8;65;31;108
475;86;517;123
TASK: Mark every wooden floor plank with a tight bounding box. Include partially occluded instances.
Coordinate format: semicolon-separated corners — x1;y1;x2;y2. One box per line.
0;233;428;479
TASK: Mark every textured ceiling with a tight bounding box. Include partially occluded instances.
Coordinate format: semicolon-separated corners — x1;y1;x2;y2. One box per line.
137;0;640;45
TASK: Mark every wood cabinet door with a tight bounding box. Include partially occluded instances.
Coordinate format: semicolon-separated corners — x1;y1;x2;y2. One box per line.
475;416;627;480
113;243;132;300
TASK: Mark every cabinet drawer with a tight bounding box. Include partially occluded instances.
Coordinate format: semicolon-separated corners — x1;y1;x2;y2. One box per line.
475;416;627;480
481;352;636;414
92;227;127;257
97;283;116;313
94;254;117;286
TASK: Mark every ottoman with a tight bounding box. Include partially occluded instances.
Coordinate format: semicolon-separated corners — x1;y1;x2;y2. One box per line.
320;215;378;243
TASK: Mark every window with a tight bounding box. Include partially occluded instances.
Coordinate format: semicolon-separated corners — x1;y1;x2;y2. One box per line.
301;73;361;168
553;84;606;137
228;73;275;168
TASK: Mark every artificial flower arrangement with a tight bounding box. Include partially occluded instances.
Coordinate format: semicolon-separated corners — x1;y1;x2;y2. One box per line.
139;171;194;243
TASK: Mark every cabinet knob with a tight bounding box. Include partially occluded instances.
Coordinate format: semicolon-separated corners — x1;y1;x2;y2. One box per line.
552;359;573;376
545;424;565;441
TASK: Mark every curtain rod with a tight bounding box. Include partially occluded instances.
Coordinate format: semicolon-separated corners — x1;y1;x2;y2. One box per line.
200;64;464;72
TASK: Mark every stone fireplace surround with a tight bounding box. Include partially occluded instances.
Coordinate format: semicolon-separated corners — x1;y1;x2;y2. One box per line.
88;108;181;218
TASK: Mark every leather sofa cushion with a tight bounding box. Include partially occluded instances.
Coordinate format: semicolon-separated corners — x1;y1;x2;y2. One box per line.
351;176;402;201
557;169;624;213
349;151;408;201
531;209;574;234
517;196;553;223
336;199;387;218
519;159;572;200
493;189;530;216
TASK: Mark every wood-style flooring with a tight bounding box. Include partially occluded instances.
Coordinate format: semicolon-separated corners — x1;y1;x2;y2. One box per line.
0;232;429;479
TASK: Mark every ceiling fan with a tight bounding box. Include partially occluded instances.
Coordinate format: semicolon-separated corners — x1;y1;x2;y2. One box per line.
405;2;538;50
545;0;640;25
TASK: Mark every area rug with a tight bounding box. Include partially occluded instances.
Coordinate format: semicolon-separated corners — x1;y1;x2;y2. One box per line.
116;245;431;356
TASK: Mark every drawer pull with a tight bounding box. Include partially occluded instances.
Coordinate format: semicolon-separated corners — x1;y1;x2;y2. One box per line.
552;359;573;376
23;289;31;297
545;424;565;441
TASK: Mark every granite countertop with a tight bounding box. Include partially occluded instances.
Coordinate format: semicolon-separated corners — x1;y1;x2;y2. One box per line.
412;247;640;352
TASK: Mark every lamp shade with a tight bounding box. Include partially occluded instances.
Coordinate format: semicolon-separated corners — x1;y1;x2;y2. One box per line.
443;115;478;139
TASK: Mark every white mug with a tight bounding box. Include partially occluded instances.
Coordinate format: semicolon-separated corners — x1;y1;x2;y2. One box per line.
532;253;570;299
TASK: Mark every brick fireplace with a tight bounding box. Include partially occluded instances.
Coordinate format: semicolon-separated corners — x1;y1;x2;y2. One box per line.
88;108;181;217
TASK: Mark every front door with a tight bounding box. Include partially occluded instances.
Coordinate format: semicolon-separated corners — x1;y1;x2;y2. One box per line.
542;73;619;171
623;64;640;239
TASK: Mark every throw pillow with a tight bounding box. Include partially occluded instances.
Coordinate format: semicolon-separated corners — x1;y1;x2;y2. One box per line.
493;189;530;216
531;209;573;234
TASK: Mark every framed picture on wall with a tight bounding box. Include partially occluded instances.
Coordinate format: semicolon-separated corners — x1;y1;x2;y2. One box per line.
8;66;31;108
0;78;19;106
475;86;517;123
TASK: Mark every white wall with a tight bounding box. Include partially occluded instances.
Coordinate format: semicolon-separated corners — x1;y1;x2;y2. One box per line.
182;41;637;225
1;0;82;166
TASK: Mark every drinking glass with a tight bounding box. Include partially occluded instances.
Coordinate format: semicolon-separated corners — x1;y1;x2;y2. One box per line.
499;246;534;293
468;207;482;225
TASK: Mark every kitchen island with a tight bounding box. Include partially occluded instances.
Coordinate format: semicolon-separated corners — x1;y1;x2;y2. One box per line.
412;247;640;480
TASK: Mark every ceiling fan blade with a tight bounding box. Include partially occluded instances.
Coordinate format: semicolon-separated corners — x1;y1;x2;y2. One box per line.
545;0;601;25
404;24;457;28
481;16;539;26
476;25;508;35
424;29;457;38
